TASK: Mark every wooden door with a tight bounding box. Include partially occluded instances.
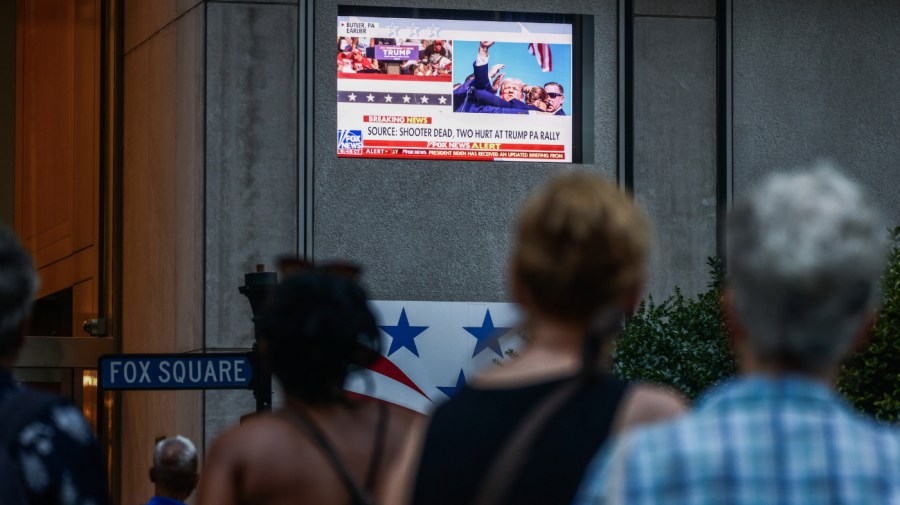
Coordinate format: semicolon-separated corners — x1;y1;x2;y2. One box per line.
15;0;101;335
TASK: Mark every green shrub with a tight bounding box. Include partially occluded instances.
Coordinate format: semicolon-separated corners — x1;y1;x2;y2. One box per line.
612;257;737;401
837;227;900;423
613;231;900;420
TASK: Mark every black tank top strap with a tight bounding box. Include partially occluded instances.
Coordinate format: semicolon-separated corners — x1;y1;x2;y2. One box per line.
280;406;374;505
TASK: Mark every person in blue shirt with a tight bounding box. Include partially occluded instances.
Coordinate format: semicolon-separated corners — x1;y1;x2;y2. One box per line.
574;165;900;505
146;436;198;505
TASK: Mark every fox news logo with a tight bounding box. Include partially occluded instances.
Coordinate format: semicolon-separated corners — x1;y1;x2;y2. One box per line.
338;130;363;154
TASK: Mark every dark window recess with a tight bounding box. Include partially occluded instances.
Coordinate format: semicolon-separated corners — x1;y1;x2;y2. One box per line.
26;287;73;336
21;380;65;396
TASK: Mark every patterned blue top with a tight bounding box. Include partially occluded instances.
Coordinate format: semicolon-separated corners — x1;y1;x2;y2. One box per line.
1;368;109;505
574;375;900;505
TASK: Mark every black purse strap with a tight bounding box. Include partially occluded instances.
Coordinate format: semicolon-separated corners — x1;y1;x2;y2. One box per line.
471;378;582;505
281;405;383;505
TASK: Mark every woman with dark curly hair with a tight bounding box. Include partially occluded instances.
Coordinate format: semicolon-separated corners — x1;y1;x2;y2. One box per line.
198;269;416;505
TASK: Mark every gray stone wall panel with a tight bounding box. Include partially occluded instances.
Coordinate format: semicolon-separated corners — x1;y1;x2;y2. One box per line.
733;0;900;226
633;17;718;298
205;2;299;351
634;0;715;18
203;390;256;449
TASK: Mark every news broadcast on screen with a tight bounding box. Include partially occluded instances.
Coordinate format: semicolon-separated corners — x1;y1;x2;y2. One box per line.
336;11;573;163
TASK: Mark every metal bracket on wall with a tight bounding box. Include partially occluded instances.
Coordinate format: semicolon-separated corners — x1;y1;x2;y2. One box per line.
82;318;108;336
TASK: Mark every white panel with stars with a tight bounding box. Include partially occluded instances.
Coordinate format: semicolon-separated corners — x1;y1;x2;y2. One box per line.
344;301;524;414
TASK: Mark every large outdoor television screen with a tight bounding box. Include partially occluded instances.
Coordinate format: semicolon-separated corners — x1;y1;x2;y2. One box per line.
336;9;574;163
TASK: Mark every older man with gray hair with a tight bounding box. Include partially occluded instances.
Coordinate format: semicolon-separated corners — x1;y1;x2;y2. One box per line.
146;435;199;505
574;165;900;504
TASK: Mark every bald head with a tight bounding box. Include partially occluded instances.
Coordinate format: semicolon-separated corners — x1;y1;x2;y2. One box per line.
150;436;198;500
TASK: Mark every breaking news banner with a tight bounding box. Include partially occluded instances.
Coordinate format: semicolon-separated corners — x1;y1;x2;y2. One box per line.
336;14;573;163
346;301;524;414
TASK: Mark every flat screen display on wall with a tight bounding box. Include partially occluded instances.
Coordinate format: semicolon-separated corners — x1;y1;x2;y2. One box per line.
336;9;574;163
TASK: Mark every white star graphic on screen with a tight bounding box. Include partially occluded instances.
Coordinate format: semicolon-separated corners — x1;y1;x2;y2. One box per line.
385;21;399;37
420;95;429;104
384;94;394;103
402;95;411;103
438;95;447;104
405;22;419;38
367;93;375;102
426;24;440;38
347;93;357;102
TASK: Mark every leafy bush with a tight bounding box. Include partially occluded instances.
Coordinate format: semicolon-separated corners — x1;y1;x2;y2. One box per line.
612;257;737;401
837;227;900;423
614;232;900;420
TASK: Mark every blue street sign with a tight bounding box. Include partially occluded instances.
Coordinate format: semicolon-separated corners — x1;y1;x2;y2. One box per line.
98;353;254;390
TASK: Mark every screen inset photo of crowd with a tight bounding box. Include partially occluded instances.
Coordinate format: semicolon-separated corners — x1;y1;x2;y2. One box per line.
337;36;454;78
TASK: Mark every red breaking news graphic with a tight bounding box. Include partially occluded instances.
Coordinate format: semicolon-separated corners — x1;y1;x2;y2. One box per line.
364;115;433;124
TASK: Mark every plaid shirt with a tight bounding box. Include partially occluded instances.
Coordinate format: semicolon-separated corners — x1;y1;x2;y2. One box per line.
574;375;900;505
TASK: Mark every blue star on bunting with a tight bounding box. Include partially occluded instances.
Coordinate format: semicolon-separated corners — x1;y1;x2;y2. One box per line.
437;370;467;398
464;309;511;357
380;308;428;357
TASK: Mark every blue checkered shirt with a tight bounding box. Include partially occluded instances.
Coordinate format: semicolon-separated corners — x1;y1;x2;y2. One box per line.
574;375;900;505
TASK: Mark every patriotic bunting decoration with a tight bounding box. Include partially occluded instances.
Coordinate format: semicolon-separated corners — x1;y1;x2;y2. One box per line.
345;301;523;414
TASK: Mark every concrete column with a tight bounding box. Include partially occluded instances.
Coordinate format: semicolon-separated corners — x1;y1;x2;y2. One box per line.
631;0;719;298
203;0;300;446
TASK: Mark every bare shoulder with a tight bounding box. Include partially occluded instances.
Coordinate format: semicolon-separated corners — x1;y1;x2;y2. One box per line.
612;383;687;435
385;403;422;430
375;406;430;505
382;403;426;456
197;417;271;505
204;413;301;472
212;413;290;448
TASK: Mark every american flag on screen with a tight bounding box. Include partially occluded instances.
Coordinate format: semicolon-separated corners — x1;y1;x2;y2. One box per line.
528;43;553;72
345;301;524;414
